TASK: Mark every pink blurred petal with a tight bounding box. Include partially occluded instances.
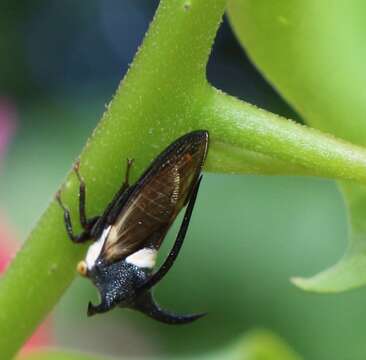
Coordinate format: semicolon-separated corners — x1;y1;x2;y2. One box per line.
0;98;16;161
0;214;18;272
23;317;53;351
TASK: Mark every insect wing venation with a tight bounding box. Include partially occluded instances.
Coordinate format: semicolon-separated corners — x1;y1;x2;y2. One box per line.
101;131;208;263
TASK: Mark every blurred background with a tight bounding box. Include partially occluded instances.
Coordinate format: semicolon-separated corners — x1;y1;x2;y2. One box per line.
0;1;364;359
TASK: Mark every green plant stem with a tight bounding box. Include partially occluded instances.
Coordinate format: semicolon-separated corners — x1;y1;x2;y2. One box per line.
0;0;226;358
4;0;366;357
203;88;366;180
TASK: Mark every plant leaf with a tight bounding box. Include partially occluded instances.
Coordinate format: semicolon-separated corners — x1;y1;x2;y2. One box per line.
227;0;366;292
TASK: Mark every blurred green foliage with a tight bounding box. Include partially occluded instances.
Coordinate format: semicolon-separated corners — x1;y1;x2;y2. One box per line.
0;2;39;98
18;330;301;360
228;0;366;293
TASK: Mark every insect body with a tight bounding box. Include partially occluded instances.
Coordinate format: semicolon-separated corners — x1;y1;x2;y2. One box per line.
57;130;209;324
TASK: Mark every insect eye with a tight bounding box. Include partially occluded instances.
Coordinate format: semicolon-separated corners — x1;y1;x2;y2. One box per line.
76;261;88;277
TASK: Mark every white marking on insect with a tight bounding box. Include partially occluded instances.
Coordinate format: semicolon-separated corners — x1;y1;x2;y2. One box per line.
126;248;157;269
85;226;111;270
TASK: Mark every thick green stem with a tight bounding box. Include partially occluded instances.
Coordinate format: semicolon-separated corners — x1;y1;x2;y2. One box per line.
5;0;366;357
0;1;226;357
203;88;366;181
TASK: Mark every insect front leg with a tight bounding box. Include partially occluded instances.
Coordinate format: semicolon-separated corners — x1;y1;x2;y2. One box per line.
56;190;91;243
74;161;99;230
121;158;134;192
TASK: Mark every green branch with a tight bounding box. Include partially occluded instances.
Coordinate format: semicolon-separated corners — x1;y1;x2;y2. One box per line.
203;87;366;181
0;0;226;358
4;0;366;357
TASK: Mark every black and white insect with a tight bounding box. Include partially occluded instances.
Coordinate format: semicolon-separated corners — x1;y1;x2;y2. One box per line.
56;130;209;324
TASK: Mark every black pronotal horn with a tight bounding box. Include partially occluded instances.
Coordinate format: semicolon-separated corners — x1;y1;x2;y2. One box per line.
132;291;205;325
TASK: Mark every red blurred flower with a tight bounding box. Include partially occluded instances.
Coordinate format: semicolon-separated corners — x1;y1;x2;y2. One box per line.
0;214;16;272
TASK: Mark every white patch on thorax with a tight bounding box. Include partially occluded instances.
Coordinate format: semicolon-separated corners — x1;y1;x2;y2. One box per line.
85;226;111;270
126;248;157;269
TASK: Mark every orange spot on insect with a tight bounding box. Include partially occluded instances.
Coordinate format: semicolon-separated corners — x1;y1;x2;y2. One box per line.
185;153;193;161
76;261;88;276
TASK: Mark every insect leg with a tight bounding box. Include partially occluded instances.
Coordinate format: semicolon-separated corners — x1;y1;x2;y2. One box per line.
121;158;134;192
101;159;135;225
73;161;99;230
138;175;203;293
56;190;90;243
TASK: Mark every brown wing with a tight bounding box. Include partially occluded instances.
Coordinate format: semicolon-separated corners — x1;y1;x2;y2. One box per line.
101;131;208;263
